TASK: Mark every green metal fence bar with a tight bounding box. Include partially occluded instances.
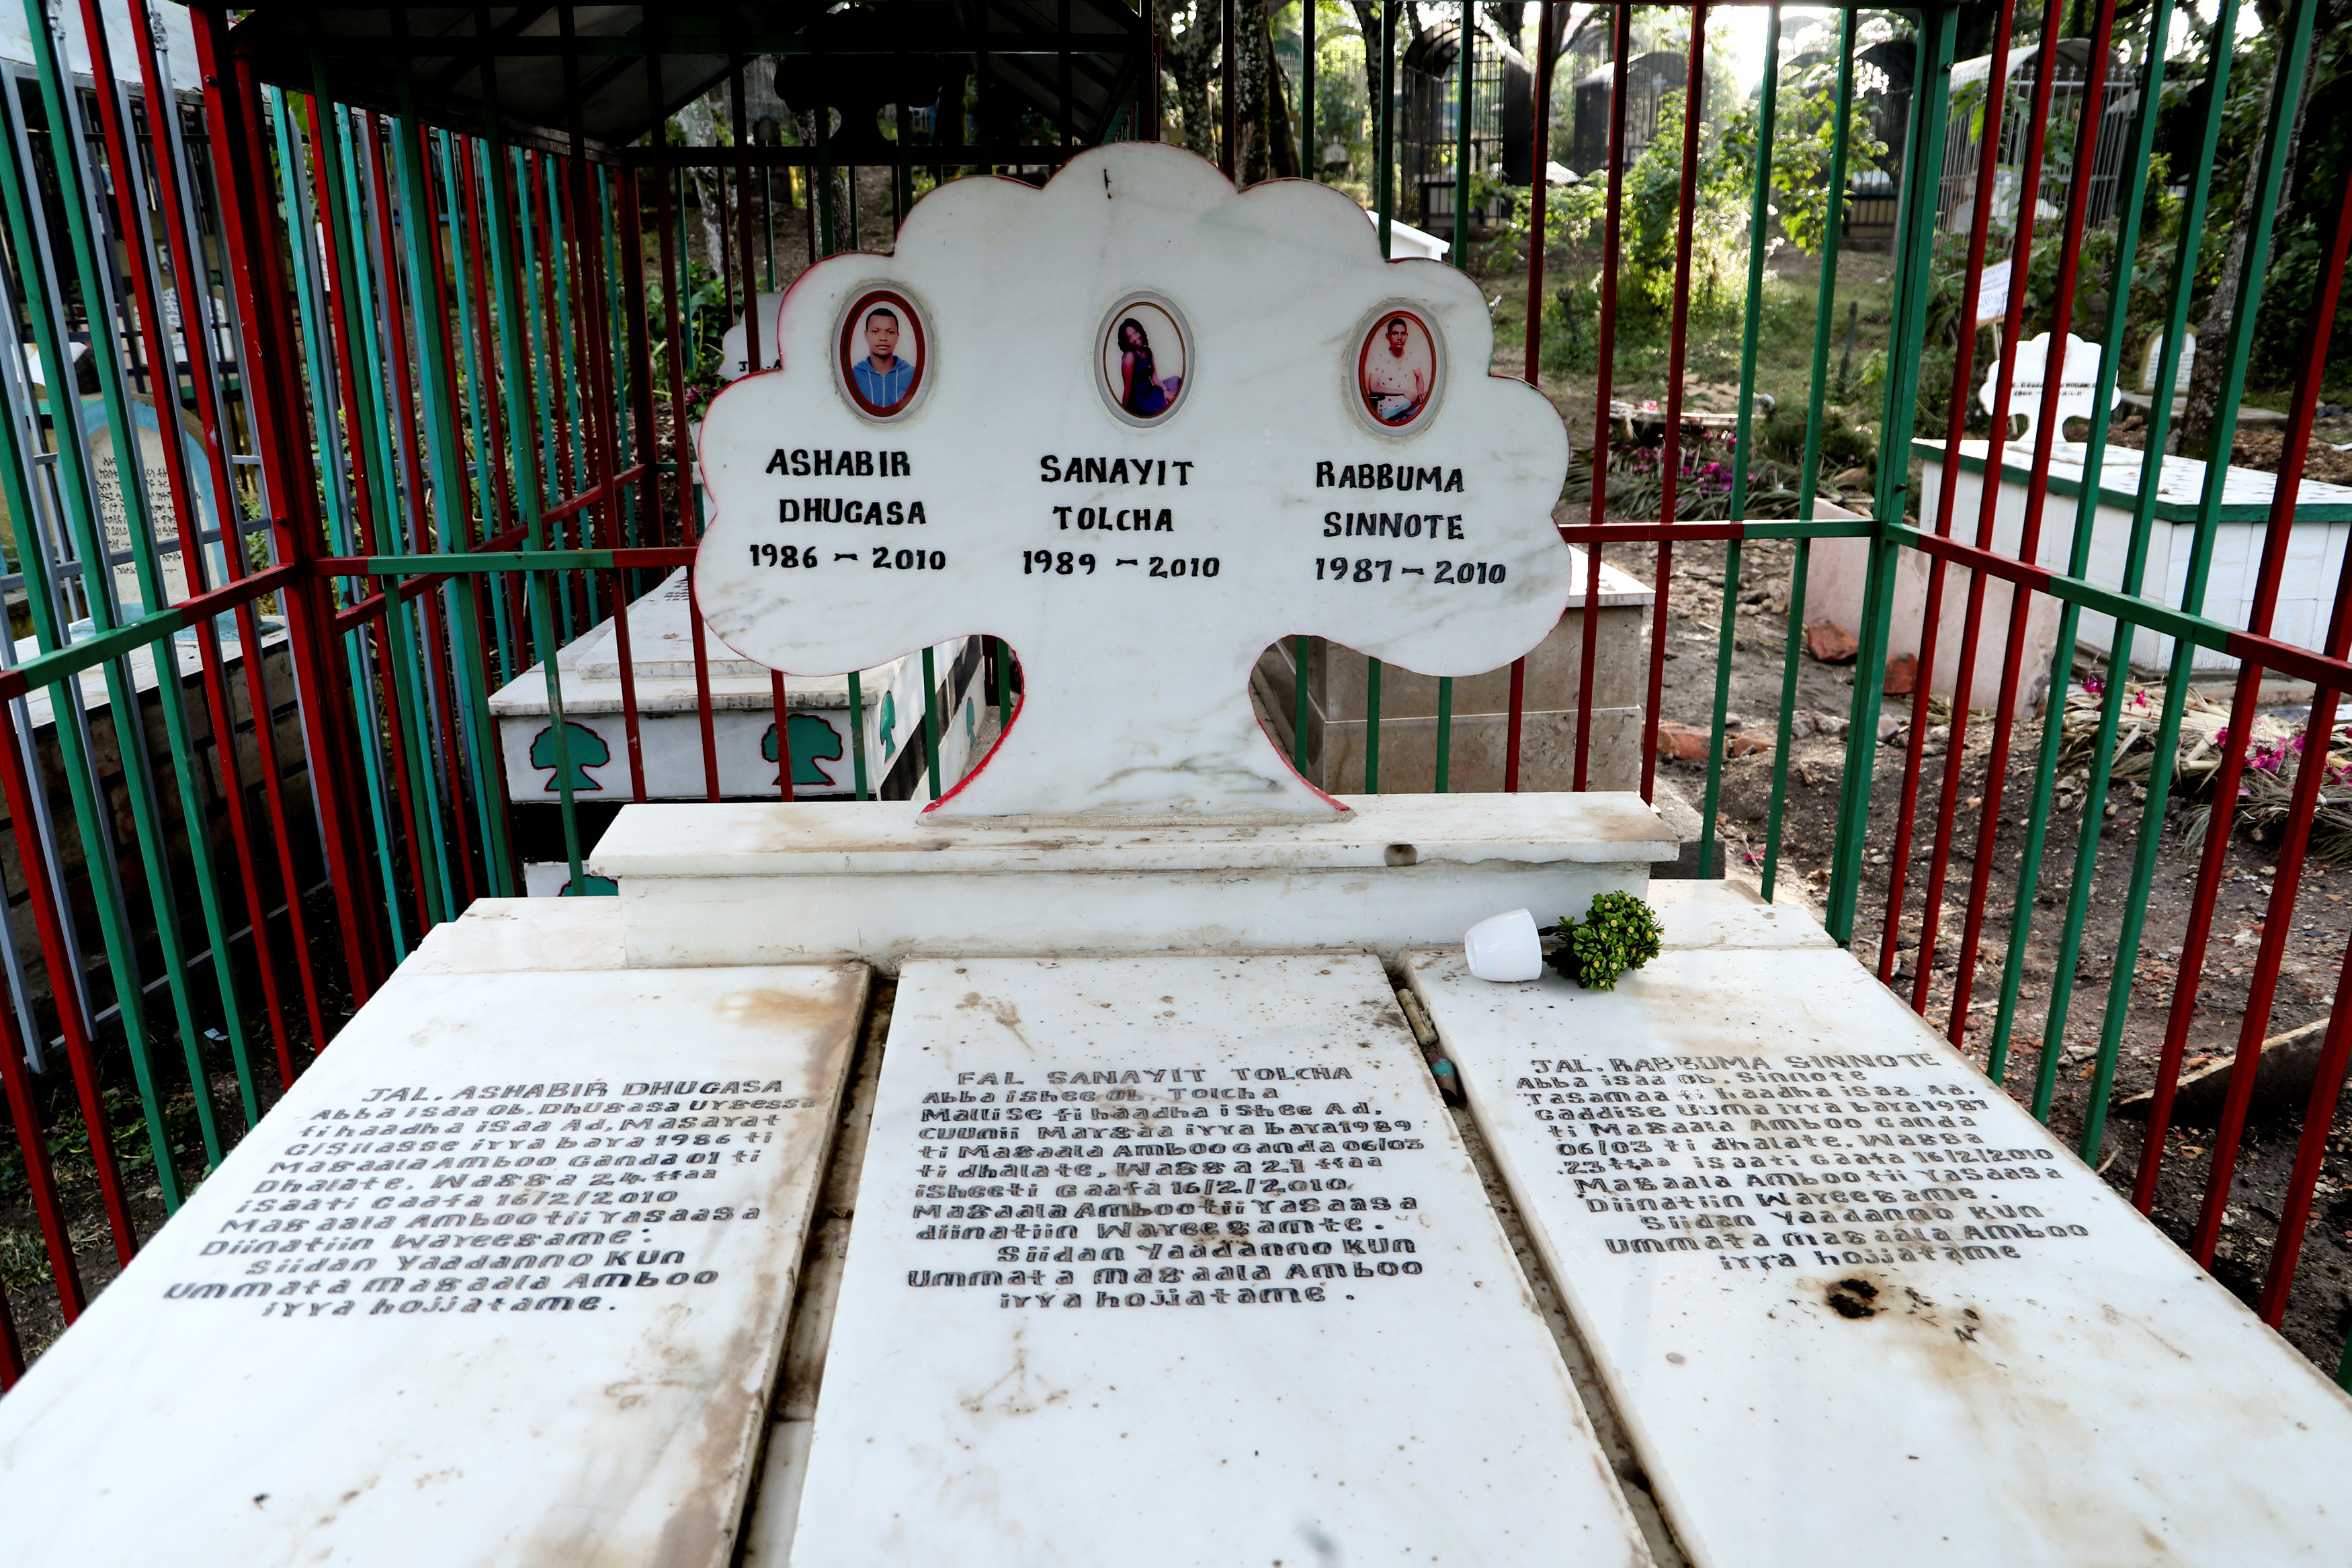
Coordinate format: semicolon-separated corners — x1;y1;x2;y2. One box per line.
1761;4;1850;904
280;87;411;964
921;644;943;801
360;107;466;926
675;168;704;535
1985;0;2171;1094
2072;0;2316;1137
1702;3;1781;885
395;103;515;898
513;148;562;523
1454;0;1472;259
1291;635;1310;773
450;133;523;685
1366;1;1395;790
360;107;465;927
479;67;589;891
600;167;641;568
1824;2;1956;947
545;156;590;536
0;24;193;1203
848;669;871;799
94;0;312;1100
2042;0;2255;1112
317;92;449;938
26;5;252;1142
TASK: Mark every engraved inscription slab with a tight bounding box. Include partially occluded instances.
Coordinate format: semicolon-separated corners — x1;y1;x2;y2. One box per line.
0;964;865;1567
693;142;1577;816
788;953;1650;1566
1407;942;2352;1565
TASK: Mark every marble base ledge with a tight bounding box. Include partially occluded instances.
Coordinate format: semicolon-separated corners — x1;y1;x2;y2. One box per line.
592;791;1674;969
0;963;866;1568
403;896;626;973
1407;933;2352;1567
787;952;1652;1567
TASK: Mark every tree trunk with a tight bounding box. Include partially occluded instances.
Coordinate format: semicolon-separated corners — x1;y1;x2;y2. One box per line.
1350;1;1387;137
1234;0;1302;181
1161;1;1222;159
2179;13;2312;458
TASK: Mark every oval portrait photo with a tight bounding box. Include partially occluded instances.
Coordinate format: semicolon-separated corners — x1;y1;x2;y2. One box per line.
1099;296;1189;425
1356;308;1440;432
837;288;927;419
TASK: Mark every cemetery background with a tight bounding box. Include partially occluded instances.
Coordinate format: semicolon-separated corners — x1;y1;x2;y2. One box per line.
0;1;2343;1534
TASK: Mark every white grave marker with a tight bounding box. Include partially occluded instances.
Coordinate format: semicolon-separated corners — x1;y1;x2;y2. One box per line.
693;142;1577;816
0;963;866;1567
1980;330;2116;445
1406;939;2352;1565
2139;328;2193;394
786;953;1652;1565
720;292;786;382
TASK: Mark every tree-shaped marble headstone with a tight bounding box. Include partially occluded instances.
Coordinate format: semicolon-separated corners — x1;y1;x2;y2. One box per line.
696;142;1576;816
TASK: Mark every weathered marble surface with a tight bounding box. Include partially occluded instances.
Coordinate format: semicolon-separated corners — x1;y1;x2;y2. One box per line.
594;790;1672;967
403;896;627;973
0;963;865;1567
693;142;1577;816
1640;879;1838;951
787;953;1652;1566
1408;939;2352;1567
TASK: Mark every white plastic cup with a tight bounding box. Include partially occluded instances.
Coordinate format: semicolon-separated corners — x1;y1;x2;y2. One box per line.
1464;908;1545;983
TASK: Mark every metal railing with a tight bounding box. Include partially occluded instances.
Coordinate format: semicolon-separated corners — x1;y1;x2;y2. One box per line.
0;0;2348;1406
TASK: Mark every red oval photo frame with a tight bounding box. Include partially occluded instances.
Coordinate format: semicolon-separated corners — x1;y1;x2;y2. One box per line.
837;288;927;420
1355;307;1440;434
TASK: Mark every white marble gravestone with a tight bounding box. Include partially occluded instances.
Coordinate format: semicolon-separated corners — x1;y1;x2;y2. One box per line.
1912;438;2352;673
0;962;865;1567
691;140;1577;817
784;953;1652;1565
1980;330;2115;445
1405;933;2352;1566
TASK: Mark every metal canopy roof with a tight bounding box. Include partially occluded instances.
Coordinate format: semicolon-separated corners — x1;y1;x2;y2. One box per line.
229;2;1150;162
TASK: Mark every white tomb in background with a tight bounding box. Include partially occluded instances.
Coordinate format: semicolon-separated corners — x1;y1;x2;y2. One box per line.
1911;436;2352;675
487;569;985;820
1819;333;2352;696
5;142;2350;1567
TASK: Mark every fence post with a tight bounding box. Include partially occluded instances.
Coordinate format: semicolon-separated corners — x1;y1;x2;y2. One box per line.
1825;3;1957;947
191;5;384;1008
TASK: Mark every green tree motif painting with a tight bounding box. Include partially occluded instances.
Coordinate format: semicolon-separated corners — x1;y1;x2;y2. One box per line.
528;720;610;792
878;689;898;757
764;712;845;786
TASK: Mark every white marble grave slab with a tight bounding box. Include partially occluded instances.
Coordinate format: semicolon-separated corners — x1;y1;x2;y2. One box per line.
693;141;1578;816
594;789;1672;967
786;953;1651;1566
1406;941;2352;1566
0;963;866;1567
403;896;626;973
1641;879;1837;952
